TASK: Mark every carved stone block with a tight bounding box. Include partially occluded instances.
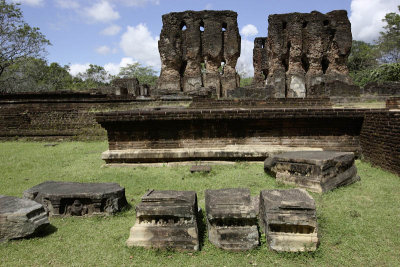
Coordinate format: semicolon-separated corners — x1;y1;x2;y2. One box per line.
23;181;127;216
205;188;259;251
264;151;360;193
260;189;318;252
190;165;211;173
0;195;49;241
126;190;199;251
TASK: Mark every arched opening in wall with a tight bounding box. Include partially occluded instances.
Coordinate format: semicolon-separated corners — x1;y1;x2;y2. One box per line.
301;54;310;73
282;21;287;30
200;20;204;32
262;69;269;83
222;22;227;32
201;62;206;74
219;61;225;75
302;21;308;28
321;56;329;74
180;21;187;31
179;61;187;91
323;20;330;26
281;41;290;72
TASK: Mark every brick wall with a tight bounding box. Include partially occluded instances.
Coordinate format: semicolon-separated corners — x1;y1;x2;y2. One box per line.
360;110;400;175
0;92;185;140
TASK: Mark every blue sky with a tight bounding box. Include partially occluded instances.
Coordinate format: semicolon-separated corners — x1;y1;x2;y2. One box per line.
11;0;400;76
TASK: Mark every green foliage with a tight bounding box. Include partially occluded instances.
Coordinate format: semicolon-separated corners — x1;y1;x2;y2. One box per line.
350;63;400;87
240;76;253;87
117;62;158;86
377;6;400;63
0;142;400;266
0;0;50;79
0;58;74;92
75;64;111;89
347;41;378;72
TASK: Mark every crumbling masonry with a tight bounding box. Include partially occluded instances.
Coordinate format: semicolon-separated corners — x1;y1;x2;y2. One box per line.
253;10;354;97
157;11;241;97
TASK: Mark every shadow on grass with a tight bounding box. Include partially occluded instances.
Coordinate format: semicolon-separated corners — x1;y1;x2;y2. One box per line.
197;209;207;250
26;224;58;240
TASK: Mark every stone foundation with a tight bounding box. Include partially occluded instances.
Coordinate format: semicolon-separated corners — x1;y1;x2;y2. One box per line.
260;189;318;252
205;188;259;251
264;151;360;193
126;190;199;251
23;181;127;216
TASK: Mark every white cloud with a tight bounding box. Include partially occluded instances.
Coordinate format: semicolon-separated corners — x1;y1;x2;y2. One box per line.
205;3;212;10
86;1;120;23
240;24;258;38
95;45;113;55
101;24;122;36
350;0;399;43
115;0;160;7
236;39;254;78
55;0;79;9
120;23;160;69
11;0;43;6
104;57;136;75
69;63;91;76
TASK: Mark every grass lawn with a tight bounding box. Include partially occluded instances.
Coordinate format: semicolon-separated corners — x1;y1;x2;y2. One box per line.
0;141;399;266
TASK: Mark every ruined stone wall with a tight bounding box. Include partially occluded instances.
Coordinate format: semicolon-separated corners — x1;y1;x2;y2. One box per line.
0;93;171;140
255;10;355;98
360;110;400;176
157;10;241;98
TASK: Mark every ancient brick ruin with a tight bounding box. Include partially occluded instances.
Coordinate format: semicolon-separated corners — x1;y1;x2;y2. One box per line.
157;11;240;97
253;10;357;97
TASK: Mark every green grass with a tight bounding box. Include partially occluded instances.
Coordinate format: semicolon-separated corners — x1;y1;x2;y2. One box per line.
0;142;399;266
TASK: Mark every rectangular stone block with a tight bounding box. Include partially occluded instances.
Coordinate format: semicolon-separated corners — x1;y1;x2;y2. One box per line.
260;189;318;252
126;190;199;251
264;151;360;193
205;188;259;251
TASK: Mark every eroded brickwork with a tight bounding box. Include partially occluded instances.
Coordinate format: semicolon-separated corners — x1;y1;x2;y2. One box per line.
254;10;355;97
157;10;241;97
360;110;400;176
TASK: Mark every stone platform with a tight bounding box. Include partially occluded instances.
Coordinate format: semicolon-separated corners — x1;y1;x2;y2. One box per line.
126;190;199;251
205;188;259;251
96;108;370;164
0;195;49;241
264;151;360;193
260;189;318;252
23;181;127;216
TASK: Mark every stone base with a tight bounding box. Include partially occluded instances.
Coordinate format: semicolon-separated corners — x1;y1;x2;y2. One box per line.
0;195;49;241
264;151;360;193
260;189;319;252
102;146;323;164
205;188;259;251
126;190;199;251
126;224;199;251
23;181;127;216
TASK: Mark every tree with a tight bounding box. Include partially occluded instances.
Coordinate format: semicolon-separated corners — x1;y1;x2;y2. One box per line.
347;41;378;72
117;62;158;86
75;64;111;89
377;6;400;63
0;0;50;78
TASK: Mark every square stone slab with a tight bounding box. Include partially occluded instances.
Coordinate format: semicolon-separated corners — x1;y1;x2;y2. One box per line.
190;165;211;173
126;190;199;251
264;151;360;193
0;195;49;241
260;189;319;252
23;181;127;216
205;188;259;251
